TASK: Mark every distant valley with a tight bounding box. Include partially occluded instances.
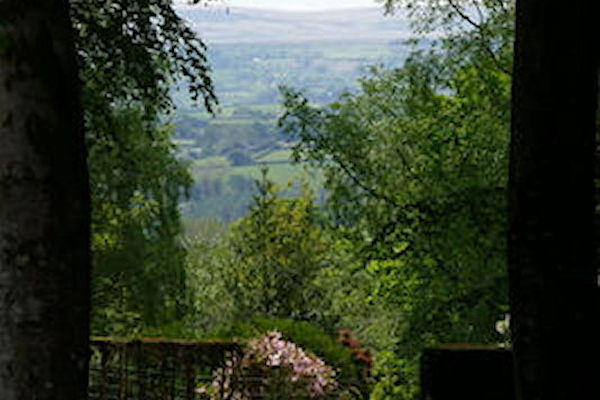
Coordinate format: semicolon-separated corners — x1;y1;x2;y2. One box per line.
173;6;416;222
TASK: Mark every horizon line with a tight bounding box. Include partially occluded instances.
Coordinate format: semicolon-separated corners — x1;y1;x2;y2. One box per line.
174;4;383;13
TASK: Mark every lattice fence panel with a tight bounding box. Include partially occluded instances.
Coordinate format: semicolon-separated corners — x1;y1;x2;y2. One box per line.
88;337;241;400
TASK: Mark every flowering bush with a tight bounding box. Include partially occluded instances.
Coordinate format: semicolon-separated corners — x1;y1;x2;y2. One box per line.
337;330;373;369
495;314;511;346
337;329;373;398
198;331;344;400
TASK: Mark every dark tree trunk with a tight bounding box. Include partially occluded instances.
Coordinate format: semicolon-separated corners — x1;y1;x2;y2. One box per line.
509;1;599;399
0;1;90;399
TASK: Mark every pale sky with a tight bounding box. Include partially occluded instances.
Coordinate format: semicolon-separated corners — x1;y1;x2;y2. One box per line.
177;0;380;11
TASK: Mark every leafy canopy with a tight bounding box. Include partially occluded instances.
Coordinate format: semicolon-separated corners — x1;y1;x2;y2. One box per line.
279;1;514;398
69;0;218;334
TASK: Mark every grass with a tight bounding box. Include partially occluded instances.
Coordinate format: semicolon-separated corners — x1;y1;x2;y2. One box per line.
232;162;301;185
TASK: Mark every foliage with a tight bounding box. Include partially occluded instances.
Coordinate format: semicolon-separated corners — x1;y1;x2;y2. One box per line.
71;0;217;118
183;226;238;335
199;331;343;400
279;1;514;398
89;109;192;334
224;169;332;320
68;0;217;334
380;0;514;77
280;58;510;331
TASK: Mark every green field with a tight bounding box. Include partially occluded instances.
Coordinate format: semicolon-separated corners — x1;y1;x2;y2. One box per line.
191;149;321;189
181;148;323;221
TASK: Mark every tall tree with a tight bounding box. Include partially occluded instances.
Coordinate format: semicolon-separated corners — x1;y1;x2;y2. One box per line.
69;0;217;334
509;1;599;399
226;171;331;321
281;55;511;399
0;1;89;399
89;109;192;334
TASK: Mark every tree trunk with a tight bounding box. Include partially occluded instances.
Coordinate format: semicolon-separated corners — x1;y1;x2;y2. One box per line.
509;1;599;399
0;1;90;399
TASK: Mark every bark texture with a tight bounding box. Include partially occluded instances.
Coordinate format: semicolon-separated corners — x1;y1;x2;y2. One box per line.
509;1;599;399
0;1;90;399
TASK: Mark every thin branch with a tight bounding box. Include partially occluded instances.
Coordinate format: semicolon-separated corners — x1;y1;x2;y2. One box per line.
331;153;402;209
493;0;508;13
362;184;505;258
447;0;483;31
289;107;402;209
471;0;485;25
480;42;512;76
394;146;428;186
447;0;512;76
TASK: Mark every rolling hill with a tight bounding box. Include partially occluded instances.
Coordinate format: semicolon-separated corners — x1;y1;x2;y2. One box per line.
177;6;412;44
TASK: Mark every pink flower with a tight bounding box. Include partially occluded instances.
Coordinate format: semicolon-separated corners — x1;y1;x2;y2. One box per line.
205;331;339;399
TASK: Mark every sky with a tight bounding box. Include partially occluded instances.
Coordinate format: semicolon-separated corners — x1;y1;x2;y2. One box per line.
176;0;380;11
